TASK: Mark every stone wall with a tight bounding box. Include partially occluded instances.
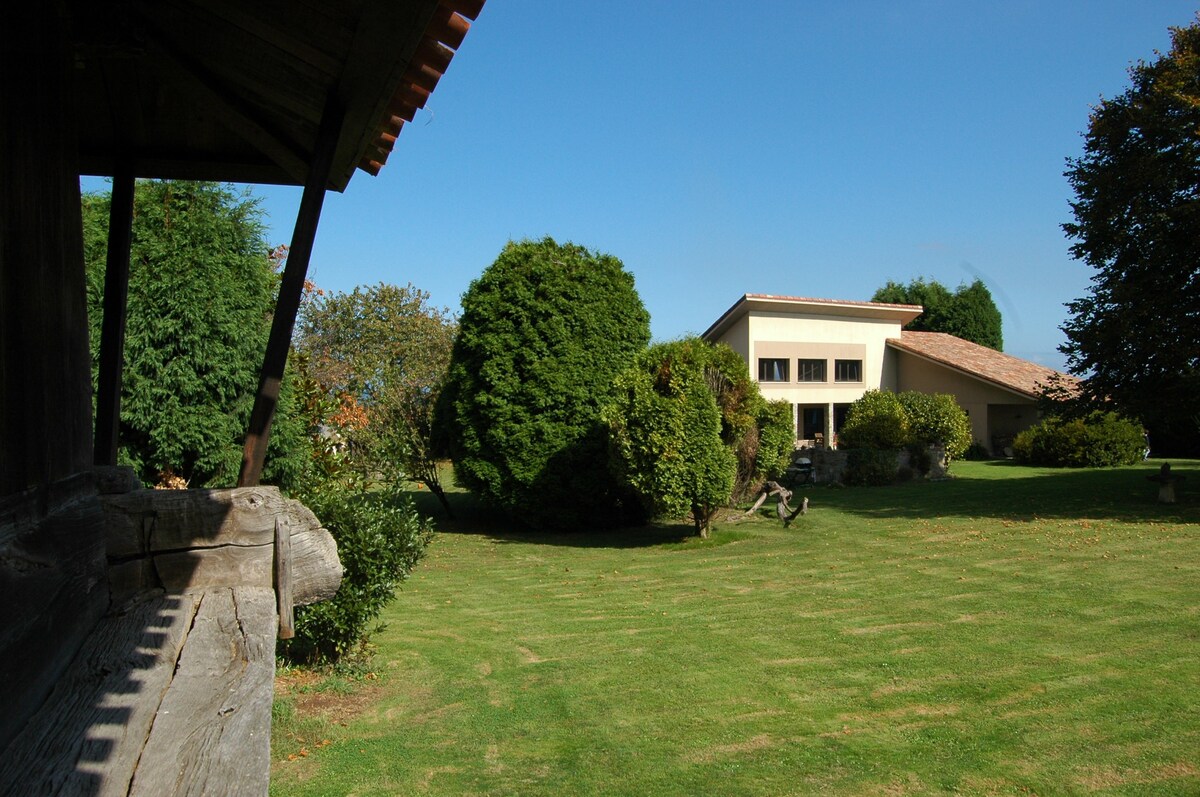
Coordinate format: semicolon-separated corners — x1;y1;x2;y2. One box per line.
804;444;948;484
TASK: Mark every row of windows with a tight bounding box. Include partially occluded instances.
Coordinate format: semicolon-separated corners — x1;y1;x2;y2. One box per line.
758;358;862;383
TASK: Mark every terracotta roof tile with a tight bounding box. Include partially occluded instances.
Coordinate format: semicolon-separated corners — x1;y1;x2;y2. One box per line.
887;331;1078;399
359;1;485;177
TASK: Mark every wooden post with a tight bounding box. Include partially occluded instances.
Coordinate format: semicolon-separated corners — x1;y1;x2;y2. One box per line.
238;93;344;486
94;164;135;466
274;515;294;639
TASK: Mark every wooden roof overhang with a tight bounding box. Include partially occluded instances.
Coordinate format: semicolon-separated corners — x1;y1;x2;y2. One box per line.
66;0;486;485
72;0;484;190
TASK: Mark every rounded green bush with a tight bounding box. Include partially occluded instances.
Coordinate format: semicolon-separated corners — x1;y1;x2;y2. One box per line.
439;238;651;530
1012;411;1146;467
284;485;432;664
838;390;910;450
898;391;971;460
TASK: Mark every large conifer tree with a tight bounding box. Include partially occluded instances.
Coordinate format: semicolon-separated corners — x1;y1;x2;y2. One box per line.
439;237;651;530
83;180;307;487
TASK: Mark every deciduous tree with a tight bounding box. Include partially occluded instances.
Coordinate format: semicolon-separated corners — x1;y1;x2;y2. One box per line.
296;283;457;514
872;278;1003;350
1060;17;1200;454
604;339;736;537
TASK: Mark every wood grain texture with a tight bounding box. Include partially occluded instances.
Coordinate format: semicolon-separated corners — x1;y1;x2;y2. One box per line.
129;587;276;797
100;487;341;602
0;591;200;796
0;479;109;752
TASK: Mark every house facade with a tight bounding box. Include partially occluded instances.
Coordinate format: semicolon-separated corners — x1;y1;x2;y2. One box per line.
702;294;1073;452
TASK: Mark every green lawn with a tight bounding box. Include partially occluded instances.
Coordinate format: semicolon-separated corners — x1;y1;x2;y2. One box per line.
272;460;1200;796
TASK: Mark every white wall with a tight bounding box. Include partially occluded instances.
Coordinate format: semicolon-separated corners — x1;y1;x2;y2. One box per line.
744;311;904;406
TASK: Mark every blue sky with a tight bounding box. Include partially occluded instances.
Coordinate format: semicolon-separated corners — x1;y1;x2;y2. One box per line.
101;2;1200;370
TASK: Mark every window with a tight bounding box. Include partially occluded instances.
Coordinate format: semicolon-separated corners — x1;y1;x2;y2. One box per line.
797;359;826;382
758;358;789;382
834;359;862;382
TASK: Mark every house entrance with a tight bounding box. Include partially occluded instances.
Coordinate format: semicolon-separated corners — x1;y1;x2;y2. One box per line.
798;403;853;448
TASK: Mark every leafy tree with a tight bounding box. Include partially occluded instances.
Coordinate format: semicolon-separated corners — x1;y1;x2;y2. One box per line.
939;280;1003;351
82;180;308;488
874;278;954;332
604;339;736;537
897;391;972;461
296;283;456;514
872;278;1003;350
699;342;794;499
1060;18;1200;454
439;237;651;530
753;399;797;489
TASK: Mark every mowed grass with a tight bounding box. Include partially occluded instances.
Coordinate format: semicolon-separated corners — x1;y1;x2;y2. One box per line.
272;460;1200;796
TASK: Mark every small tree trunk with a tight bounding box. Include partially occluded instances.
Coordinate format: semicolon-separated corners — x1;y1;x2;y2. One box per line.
692;502;709;538
426;480;455;518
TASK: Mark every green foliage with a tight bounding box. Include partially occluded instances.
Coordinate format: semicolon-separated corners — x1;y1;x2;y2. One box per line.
963;442;992;461
872;277;1003;350
283;484;433;664
296;282;457;513
82;180;308;488
697;342;791;499
439;237;651;530
844;448;899;486
1061;19;1200;455
754;400;796;485
1012;412;1147;468
838;390;910;451
604;339;737;536
898;391;972;460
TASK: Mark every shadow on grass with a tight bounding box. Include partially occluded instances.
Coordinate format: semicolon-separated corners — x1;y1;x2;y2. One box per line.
397;460;1200;543
803;459;1200;523
399;480;708;549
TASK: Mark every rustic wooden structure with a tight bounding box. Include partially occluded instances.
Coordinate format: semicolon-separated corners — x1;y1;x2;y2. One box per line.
1;1;485;793
1147;461;1185;504
745;481;809;526
0;472;341;795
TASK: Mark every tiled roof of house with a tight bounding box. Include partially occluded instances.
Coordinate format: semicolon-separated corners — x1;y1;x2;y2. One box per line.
887;331;1078;399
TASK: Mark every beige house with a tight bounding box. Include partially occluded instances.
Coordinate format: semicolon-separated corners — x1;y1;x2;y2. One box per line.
702;294;1075;452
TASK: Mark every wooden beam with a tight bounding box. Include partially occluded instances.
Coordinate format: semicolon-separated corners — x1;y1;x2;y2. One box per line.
93;165;135;466
275;515;295;639
238;92;344;487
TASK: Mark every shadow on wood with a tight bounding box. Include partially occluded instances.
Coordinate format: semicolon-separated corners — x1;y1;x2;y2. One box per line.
0;471;341;796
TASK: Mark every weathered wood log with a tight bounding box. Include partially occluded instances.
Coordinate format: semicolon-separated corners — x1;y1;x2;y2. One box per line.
129;587;276;797
746;481;791;516
783;496;809;528
0;590;201;796
100;486;341;605
91;464;142;495
0;474;108;754
275;516;294;640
